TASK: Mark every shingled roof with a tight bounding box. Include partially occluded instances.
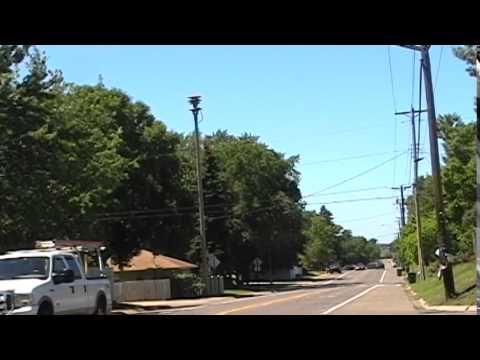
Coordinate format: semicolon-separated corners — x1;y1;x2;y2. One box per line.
107;250;198;272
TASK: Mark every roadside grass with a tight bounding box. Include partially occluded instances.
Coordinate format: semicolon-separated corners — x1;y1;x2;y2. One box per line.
299;270;327;280
409;261;476;306
223;289;258;298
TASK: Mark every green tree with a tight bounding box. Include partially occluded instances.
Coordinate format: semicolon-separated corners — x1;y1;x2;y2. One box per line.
438;114;475;255
300;214;337;270
453;45;478;77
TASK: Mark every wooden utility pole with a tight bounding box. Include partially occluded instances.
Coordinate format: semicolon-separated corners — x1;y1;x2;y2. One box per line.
392;185;410;228
188;95;209;294
420;46;455;297
395;108;427;280
398;45;455;297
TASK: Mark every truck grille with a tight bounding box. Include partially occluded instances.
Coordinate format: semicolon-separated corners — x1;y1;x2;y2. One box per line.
0;291;15;315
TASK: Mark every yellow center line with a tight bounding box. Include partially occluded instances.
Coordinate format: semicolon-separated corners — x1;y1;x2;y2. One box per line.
216;292;314;315
216;271;355;315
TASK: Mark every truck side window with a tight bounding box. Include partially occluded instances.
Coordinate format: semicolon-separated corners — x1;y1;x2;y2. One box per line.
64;256;82;279
53;257;67;274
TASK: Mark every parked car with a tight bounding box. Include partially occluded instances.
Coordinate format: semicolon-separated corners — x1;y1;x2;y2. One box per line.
327;264;342;274
0;241;112;315
343;264;355;271
366;261;384;269
355;263;366;270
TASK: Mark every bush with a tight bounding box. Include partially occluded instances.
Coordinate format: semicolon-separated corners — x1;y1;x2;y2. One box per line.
170;272;205;298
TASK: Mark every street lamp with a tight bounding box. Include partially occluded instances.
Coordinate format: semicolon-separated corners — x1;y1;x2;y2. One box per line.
188;95;209;294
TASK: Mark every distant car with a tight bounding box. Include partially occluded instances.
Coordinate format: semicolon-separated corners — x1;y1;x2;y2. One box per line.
327;264;342;274
377;262;385;269
343;264;355;271
366;262;378;269
355;263;366;270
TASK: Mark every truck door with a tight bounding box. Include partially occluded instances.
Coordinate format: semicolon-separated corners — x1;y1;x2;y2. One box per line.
50;256;75;314
63;255;89;314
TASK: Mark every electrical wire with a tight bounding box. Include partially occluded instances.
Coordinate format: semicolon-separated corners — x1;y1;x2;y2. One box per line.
303;186;392;198
304;151;407;198
388;46;398;112
336;211;396;224
95;202;234;218
411;49;416;107
306;196;396;206
388;46;400;188
418;58;423;159
434;45;444;93
299;151;403;166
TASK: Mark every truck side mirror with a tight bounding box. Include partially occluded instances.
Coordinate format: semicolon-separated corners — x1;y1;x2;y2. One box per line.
52;269;75;284
63;269;75;283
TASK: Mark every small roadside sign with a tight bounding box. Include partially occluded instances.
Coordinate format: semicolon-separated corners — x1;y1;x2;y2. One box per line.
208;254;221;270
252;257;262;272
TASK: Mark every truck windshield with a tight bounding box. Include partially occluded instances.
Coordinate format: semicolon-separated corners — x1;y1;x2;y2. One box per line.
0;257;50;280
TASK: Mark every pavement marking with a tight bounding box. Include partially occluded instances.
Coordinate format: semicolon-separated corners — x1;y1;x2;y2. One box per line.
322;284;381;315
215;271;354;315
216;291;315;315
379;269;387;283
124;271;356;315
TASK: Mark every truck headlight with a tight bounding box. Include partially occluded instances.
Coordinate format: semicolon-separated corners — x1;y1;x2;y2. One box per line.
14;294;32;308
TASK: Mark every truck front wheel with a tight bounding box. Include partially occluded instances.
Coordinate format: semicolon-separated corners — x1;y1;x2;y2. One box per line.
94;295;107;315
38;302;53;315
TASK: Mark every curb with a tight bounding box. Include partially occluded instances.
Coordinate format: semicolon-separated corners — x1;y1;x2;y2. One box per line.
405;285;476;313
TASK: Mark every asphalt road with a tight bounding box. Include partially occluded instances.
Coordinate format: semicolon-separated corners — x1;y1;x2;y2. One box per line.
144;260;426;315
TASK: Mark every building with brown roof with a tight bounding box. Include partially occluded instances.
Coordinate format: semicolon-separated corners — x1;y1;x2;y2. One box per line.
107;250;198;282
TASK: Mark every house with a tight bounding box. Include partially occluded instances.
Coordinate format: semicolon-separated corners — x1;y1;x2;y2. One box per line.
106;250;198;282
106;250;202;302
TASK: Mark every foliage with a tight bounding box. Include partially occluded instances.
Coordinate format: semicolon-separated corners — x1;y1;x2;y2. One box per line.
452;45;478;77
300;206;382;270
396;115;475;267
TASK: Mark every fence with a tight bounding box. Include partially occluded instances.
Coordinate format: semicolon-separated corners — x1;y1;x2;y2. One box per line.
170;276;224;298
207;276;224;296
113;279;171;302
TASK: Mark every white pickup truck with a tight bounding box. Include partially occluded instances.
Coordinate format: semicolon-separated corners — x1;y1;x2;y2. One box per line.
0;242;112;315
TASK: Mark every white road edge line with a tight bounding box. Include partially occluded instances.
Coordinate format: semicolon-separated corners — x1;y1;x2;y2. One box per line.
322;284;382;315
379;269;387;283
217;270;353;305
130;271;355;315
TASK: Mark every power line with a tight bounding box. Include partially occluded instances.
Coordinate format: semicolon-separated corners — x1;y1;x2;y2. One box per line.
304;186;392;198
407;148;413;185
95;202;234;218
304;151;407;198
434;45;444;93
403;144;413;187
269;121;394;144
393;115;398;187
411;50;416;107
336;211;396;224
388;45;399;188
387;45;398;112
299;151;403;166
306;196;396;206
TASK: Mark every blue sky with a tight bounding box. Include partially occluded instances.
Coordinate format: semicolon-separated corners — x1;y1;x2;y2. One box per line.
38;45;475;244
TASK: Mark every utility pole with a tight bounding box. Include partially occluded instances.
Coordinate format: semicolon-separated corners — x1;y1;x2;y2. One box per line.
395;108;427;280
392;185;410;228
188;95;209;294
398;45;455;297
